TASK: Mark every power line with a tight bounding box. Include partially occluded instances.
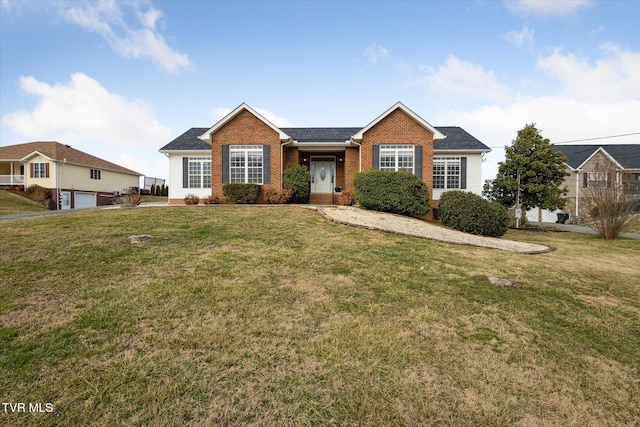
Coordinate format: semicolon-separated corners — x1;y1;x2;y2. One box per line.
554;132;640;144
486;132;640;148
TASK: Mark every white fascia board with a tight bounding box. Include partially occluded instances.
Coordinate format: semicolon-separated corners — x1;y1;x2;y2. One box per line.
160;150;211;157
433;149;491;154
20;151;55;162
289;141;354;148
576;147;624;170
351;102;446;141
198;102;290;142
159;149;210;155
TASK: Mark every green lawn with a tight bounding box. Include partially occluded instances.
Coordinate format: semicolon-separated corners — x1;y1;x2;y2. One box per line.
1;206;638;426
0;190;49;215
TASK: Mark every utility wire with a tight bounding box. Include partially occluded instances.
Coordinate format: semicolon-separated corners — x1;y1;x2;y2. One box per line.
486;132;640;148
554;132;640;144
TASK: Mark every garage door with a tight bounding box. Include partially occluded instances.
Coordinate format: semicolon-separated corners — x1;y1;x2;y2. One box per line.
75;192;96;209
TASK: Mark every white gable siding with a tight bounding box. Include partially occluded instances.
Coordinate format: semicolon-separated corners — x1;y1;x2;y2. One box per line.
432;152;485;200
167;152;212;201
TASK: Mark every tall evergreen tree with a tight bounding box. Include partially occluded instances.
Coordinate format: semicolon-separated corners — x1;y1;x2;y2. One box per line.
483;124;569;217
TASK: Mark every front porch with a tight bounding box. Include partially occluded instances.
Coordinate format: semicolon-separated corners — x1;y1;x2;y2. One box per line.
0;161;26;186
285;147;353;205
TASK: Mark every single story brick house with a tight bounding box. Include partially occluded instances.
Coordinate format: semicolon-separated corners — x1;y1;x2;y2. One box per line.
0;141;142;209
159;102;491;208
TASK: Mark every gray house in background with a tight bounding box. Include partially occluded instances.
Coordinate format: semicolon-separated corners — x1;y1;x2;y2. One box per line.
549;144;640;222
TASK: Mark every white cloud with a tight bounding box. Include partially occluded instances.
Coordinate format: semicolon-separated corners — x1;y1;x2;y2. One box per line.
63;0;191;74
505;0;591;16
420;55;512;103
536;43;640;103
436;44;640;181
211;107;292;128
1;73;172;150
503;25;534;47
364;44;389;65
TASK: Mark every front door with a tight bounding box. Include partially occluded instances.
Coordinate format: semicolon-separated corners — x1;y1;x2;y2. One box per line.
60;191;71;210
310;158;335;193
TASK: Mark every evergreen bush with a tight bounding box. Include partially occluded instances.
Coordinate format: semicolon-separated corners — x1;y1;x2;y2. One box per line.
439;190;510;237
282;164;310;203
353;170;430;217
222;184;261;204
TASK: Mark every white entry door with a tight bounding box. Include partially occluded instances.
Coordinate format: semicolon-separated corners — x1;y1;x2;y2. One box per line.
310;159;335;193
60;191;71;210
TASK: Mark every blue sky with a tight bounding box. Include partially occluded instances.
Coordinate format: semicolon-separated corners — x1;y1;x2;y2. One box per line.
1;0;639;183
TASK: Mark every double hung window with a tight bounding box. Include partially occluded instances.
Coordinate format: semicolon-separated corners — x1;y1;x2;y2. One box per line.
90;169;101;180
33;163;47;178
379;145;414;173
188;157;211;188
584;172;610;188
230;145;263;184
433;157;461;189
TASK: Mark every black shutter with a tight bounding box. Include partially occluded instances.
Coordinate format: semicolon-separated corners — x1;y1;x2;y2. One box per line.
372;145;379;169
182;157;189;188
222;145;230;184
460;157;467;189
583;173;588;188
414;146;423;179
263;145;271;184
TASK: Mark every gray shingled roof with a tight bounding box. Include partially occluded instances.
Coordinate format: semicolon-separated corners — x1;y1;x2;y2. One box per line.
434;127;490;151
554;144;640;170
281;128;362;142
159;128;210;151
160;126;490;151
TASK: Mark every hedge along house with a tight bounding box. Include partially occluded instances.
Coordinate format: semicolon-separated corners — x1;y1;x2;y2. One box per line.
159;102;491;208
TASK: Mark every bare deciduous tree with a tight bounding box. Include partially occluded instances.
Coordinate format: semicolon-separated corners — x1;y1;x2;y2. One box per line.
582;158;638;239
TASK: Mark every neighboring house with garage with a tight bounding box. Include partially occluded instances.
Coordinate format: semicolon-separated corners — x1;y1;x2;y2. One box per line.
0;141;142;209
159;102;491;209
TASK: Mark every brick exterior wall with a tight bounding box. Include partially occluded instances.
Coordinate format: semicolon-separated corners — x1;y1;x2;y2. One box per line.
343;147;360;193
210;110;283;201
284;146;299;167
360;108;435;196
206;106;436;209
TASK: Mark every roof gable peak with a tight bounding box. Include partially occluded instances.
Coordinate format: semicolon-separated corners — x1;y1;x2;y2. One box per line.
351;102;446;141
198;103;289;141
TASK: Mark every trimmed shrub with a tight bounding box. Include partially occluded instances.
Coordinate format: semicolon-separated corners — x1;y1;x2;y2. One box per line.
353;169;430;217
282;164;310;203
438;190;510;237
223;184;261;204
184;194;200;205
264;188;293;204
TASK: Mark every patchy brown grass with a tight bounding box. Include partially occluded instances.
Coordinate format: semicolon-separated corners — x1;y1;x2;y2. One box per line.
0;190;49;215
1;206;638;426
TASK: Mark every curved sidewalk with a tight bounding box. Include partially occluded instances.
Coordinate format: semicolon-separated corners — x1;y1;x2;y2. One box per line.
317;206;554;254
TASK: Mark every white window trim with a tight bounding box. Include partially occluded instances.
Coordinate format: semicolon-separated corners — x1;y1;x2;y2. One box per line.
379;144;414;173
188;157;212;188
434;156;461;190
33;162;46;178
230;145;263;184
